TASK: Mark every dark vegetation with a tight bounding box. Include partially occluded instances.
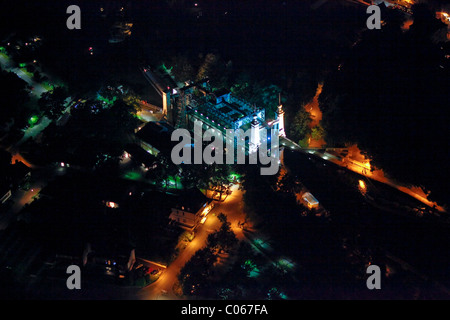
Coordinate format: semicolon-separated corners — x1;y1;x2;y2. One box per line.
319;3;450;206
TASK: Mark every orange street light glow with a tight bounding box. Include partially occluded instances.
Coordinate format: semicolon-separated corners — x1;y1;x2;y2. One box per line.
359;180;366;190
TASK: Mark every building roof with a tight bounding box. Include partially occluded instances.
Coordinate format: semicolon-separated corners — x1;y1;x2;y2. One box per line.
179;78;210;92
135;121;178;155
187;93;265;131
171;188;209;214
143;65;178;93
124;143;156;168
213;88;231;100
302;192;319;205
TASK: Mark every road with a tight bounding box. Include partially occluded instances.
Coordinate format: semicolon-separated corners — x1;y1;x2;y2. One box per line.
1;79;73;229
283;147;450;293
0;53;48;99
136;209;220;300
0;50;74;231
308;147;446;213
13;116;52;148
280;133;446;214
135;142;449;299
0;164;67;230
0;52;54;148
136;184;247;300
136;109;164;123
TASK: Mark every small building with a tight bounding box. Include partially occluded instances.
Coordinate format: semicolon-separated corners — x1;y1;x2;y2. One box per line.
124;143;157;169
82;242;136;277
169;188;214;231
302;192;319;209
212;88;231;104
135;121;179;157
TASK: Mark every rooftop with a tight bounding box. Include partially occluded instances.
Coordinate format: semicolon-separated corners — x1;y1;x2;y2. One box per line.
170;188;209;214
186;93;264;130
124;143;156;168
135;121;179;155
302;192;319;206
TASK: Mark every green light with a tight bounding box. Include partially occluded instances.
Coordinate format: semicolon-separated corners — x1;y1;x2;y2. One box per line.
278;258;295;270
242;259;260;278
229;172;241;181
164;176;182;189
19;63;26;68
28;115;39;126
161;63;173;73
96;93;117;106
123;171;142;181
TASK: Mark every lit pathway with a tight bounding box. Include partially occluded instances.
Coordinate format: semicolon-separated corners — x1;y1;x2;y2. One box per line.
281;135;446;213
303;83;326;148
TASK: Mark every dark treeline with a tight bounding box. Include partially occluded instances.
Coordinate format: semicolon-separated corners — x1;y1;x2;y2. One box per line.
319;3;450;207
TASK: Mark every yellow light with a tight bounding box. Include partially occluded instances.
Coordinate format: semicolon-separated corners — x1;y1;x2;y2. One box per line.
359;180;366;190
106;201;119;208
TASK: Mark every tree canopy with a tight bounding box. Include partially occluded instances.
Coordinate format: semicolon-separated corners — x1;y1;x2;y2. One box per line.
0;67;31;129
38;86;69;120
319;4;450;205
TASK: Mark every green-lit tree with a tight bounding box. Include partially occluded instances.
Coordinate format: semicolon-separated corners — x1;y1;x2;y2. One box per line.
311;123;325;141
196;53;218;81
290;108;312;145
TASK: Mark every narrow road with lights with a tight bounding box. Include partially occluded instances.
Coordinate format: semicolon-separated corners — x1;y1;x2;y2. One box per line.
0;164;67;230
135;184;249;300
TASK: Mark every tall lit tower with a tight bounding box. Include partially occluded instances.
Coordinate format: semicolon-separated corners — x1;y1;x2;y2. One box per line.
162;89;173;124
250;114;261;154
276;93;285;137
